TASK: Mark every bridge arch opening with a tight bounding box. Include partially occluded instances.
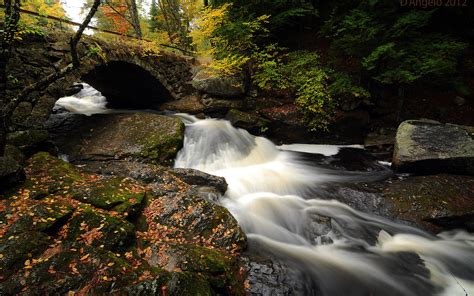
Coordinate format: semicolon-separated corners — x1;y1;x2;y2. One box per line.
81;61;174;109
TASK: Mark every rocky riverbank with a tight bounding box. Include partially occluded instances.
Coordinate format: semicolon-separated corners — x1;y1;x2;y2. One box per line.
0;112;249;295
0;151;247;295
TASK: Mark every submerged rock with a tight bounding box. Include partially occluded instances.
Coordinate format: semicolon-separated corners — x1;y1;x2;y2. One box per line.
392;120;474;175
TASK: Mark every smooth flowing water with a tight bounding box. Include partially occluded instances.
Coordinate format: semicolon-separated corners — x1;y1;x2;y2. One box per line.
52;88;474;295
174;115;474;296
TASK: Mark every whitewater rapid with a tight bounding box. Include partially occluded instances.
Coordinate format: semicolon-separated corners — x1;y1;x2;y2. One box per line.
174;115;474;296
54;83;109;116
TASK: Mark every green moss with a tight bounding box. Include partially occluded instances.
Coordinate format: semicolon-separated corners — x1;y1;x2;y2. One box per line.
0;231;51;278
168;271;212;296
72;177;145;212
164;244;245;295
136;117;185;163
66;206;135;251
5;130;49;146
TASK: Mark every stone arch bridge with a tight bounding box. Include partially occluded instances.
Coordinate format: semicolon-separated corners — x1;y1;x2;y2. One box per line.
5;31;199;156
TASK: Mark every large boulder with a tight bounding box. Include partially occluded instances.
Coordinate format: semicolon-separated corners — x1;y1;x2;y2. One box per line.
192;68;246;98
50;113;185;165
392;120;474;175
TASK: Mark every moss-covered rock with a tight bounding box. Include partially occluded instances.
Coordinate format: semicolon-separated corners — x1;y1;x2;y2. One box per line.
9;152;146;214
226;109;270;135
66;206;135;251
0;153;248;295
0;242;160;295
0;231;52;279
6;130;49;146
160;244;246;295
144;192;246;253
56;113;185;165
71;177;145;213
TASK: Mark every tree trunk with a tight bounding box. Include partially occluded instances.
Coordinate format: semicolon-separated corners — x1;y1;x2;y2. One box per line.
70;0;101;68
127;0;142;38
0;0;21;155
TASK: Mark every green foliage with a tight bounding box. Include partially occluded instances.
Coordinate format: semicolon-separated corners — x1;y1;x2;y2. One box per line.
14;21;45;40
149;0;161;32
295;69;334;131
253;49;336;131
191;4;270;75
324;1;468;86
363;36;467;84
328;72;370;102
252;44;288;90
192;4;335;130
86;43;108;62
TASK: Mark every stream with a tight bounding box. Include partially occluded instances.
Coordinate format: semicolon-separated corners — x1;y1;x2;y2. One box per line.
173;115;474;296
55;87;474;295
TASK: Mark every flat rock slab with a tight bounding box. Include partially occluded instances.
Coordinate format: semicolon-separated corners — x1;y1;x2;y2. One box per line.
392;119;474;175
52;113;185;165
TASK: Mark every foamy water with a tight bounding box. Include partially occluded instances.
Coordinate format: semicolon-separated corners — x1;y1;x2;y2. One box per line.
54;83;109;116
175;115;474;296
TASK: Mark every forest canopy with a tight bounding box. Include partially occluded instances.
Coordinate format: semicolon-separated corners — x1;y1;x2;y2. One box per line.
3;0;472;130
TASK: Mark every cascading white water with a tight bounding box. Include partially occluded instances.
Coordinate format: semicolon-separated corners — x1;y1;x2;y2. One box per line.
175;114;474;296
54;83;109;116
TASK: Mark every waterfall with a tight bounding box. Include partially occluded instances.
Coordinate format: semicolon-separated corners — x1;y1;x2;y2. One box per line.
54;83;109;116
175;115;474;296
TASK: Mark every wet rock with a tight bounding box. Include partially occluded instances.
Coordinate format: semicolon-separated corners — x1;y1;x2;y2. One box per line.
192;68;246;98
66;206;135;250
6;130;49;147
0;231;52;279
159;95;205;114
7;152;146;215
382;174;474;231
392;120;474;175
144;192;247;252
11;102;33;126
0;156;25;191
52;114;185;165
226;109;270;135
64;83;83;96
170;168;228;194
202;97;246;115
152;243;246;295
